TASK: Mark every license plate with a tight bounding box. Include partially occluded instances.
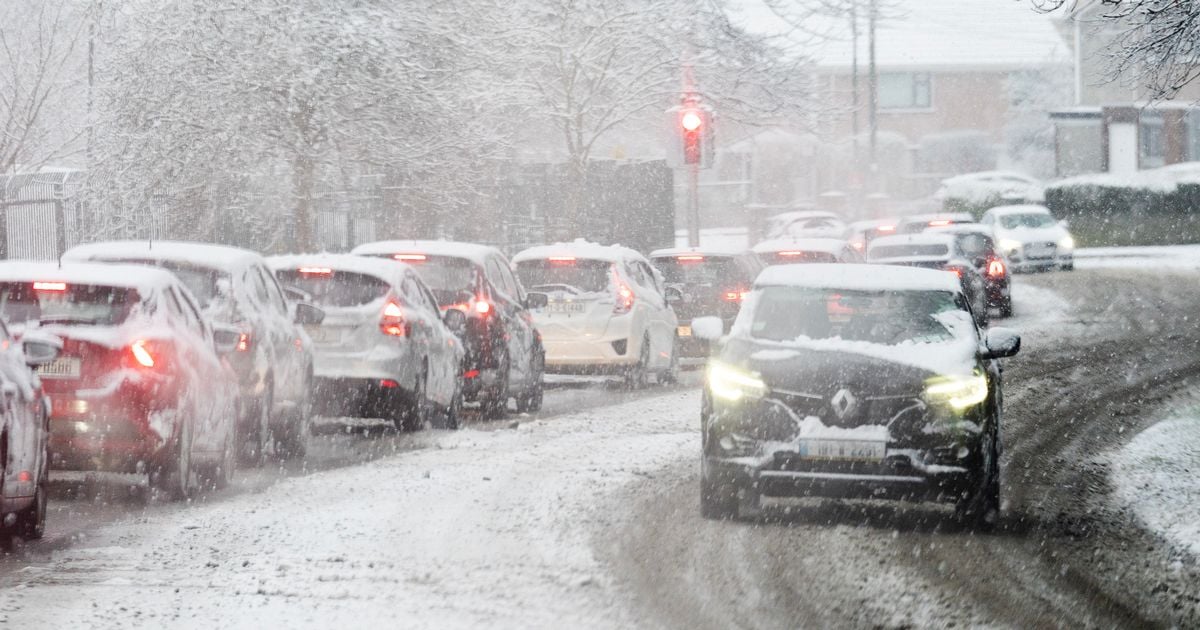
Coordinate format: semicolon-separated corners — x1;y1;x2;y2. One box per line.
546;302;585;314
36;357;81;380
1025;243;1054;258
797;438;886;462
677;325;692;337
304;325;342;344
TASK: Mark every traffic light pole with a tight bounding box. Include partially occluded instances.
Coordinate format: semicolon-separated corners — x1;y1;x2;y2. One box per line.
687;162;700;247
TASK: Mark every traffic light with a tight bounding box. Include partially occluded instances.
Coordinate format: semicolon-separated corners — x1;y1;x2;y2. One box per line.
666;101;714;169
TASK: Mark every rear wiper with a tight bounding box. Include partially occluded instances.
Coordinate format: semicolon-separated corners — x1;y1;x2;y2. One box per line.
531;284;580;294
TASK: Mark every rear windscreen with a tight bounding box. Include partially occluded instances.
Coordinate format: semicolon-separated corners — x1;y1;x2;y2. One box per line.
758;251;836;265
515;259;611;293
93;258;227;308
0;282;139;326
275;270;390;307
869;244;949;259
653;257;740;287
361;255;476;304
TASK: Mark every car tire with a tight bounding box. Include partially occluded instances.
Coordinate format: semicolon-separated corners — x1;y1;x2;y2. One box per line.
658;337;680;385
17;464;47;540
997;296;1013;318
206;423;236;491
482;353;510;420
1060;262;1074;272
151;415;194;501
434;377;463;430
624;335;651;389
515;350;544;414
700;459;739;520
957;425;1001;531
397;367;430;432
277;383;312;459
239;391;269;467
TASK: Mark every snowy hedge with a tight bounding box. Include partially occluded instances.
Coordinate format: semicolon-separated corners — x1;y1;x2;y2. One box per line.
1045;165;1200;246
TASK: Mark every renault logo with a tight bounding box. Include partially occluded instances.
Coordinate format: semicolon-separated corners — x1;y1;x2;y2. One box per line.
830;388;858;419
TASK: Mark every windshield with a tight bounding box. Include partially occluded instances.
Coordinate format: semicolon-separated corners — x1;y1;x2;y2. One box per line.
746;286;965;345
97;258;226;308
0;282;139;326
275;270;389;307
653;257;739;288
999;213;1056;229
515;259;611;293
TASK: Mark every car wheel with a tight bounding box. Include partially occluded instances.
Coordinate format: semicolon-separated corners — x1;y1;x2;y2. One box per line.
239;391;269;467
17;465;47;540
700;458;738;520
998;296;1013;318
624;335;650;389
397;368;430;432
151;415;194;501
957;425;1001;531
277;383;312;459
658;337;680;385
1060;262;1074;272
515;350;544;414
482;353;510;420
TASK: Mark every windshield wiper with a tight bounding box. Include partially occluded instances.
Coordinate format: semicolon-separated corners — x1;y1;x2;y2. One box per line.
39;315;103;326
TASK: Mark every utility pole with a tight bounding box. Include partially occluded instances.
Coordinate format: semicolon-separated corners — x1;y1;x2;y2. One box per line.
867;0;878;189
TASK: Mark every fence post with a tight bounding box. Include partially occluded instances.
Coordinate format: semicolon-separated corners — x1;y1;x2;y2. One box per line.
55;198;67;259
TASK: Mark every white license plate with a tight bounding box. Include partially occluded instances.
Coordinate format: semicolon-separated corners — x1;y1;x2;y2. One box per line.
36;357;81;380
546;302;585;314
1025;244;1054;258
677;325;692;337
797;439;886;462
305;325;343;344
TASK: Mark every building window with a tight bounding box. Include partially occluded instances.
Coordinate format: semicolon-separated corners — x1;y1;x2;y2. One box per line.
878;72;932;110
1140;113;1164;169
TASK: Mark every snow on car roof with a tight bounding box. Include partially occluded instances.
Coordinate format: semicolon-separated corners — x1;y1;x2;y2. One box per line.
266;253;409;286
63;240;263;273
751;237;848;254
848;218;899;230
869;233;957;250
986;204;1052;216
767;210;843;223
650;245;748;258
899;212;974;224
925;223;991;236
512;241;646;265
940;170;1039;186
350;240;501;266
755;263;960;293
0;260;178;291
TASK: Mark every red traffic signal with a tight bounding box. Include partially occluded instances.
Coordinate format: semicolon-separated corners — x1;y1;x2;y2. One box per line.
666;102;714;168
681;110;703;132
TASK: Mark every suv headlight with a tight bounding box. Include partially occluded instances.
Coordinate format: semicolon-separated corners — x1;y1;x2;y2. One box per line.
1058;235;1075;250
924;373;988;410
707;361;766;402
998;238;1022;253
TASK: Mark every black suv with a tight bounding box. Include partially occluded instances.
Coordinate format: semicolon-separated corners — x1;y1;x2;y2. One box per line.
694;263;1020;528
353;241;545;418
648;248;763;361
926;224;1013;317
867;232;991;327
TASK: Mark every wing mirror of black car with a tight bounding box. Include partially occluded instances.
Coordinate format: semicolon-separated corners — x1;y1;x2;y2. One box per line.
21;331;61;367
442;308;468;336
981;327;1021;360
212;325;242;355
294;302;325;326
664;286;683;304
524;292;549;310
691;316;724;341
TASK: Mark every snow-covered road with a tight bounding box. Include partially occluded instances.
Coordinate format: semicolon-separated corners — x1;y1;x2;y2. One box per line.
0;390;699;628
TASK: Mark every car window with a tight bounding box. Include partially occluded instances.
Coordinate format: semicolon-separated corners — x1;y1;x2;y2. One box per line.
258;265;289;314
747;287;967;345
243;266;271;309
956;234;992;259
486;257;515;302
276;269;391;307
0;282;139;326
515;259;612;294
496;258;523;301
402;275;437;314
172;286;206;337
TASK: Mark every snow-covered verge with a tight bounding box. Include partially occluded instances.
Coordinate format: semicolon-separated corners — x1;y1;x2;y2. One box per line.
1075;244;1200;270
1110;410;1200;559
0;391;701;629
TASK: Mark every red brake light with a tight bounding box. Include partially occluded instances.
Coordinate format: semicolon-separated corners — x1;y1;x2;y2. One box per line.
236;332;251;352
987;258;1006;277
677;254;705;263
393;254;427;262
877;225;896;233
380;379;400;388
948;267;964;278
380;300;406;337
777;250;805;258
549;256;576;265
298;267;332;276
723;290;748;302
929;219;952;227
130;339;156;368
33;281;66;292
475;299;491;315
613;268;635;314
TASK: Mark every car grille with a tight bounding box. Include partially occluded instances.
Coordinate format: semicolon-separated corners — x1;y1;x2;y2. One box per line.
1023;241;1057;260
764;387;925;429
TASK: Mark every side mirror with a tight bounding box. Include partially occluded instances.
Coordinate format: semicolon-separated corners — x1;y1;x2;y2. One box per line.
213;325;242;355
294;302;325;325
442;308;468;336
691;316;725;341
524;292;548;310
283;286;312;303
21;331;61;367
981;327;1021;360
664;286;683;304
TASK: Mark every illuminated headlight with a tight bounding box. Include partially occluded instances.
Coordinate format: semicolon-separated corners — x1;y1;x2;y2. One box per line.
1058;235;1075;250
707;361;767;402
924;373;988;410
998;239;1022;253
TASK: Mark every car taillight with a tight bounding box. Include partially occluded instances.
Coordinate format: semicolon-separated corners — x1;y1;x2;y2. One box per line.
929;219;952;227
877;225;896;233
380;300;406;337
33;281;67;292
130;339;156;368
393;254;427;262
236;332;251;352
677;254;704;263
613;269;635;314
723;289;748;302
987;258;1006;278
475;299;492;316
946;266;964;279
298;267;332;276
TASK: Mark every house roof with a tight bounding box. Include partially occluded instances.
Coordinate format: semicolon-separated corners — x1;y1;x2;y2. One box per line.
733;0;1070;72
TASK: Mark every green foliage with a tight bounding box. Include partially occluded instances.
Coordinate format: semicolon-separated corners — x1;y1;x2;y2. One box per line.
1045;182;1200;247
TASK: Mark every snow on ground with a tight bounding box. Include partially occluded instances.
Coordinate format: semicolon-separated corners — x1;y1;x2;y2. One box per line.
1005;278;1070;332
0;391;700;629
1110;409;1200;559
1075;245;1200;270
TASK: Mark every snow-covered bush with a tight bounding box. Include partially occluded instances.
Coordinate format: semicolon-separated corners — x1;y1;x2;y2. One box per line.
1045;165;1200;246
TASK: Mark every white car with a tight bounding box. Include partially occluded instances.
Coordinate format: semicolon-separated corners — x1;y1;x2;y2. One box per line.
512;242;678;387
935;170;1045;204
980;204;1075;272
268;254;465;430
763;210;848;240
752;237;861;266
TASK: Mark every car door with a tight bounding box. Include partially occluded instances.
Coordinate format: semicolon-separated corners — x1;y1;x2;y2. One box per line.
401;274;450;406
632;259;673;368
485;256;532;389
0;319;47;504
163;286;220;455
258;264;306;403
243;265;294;406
